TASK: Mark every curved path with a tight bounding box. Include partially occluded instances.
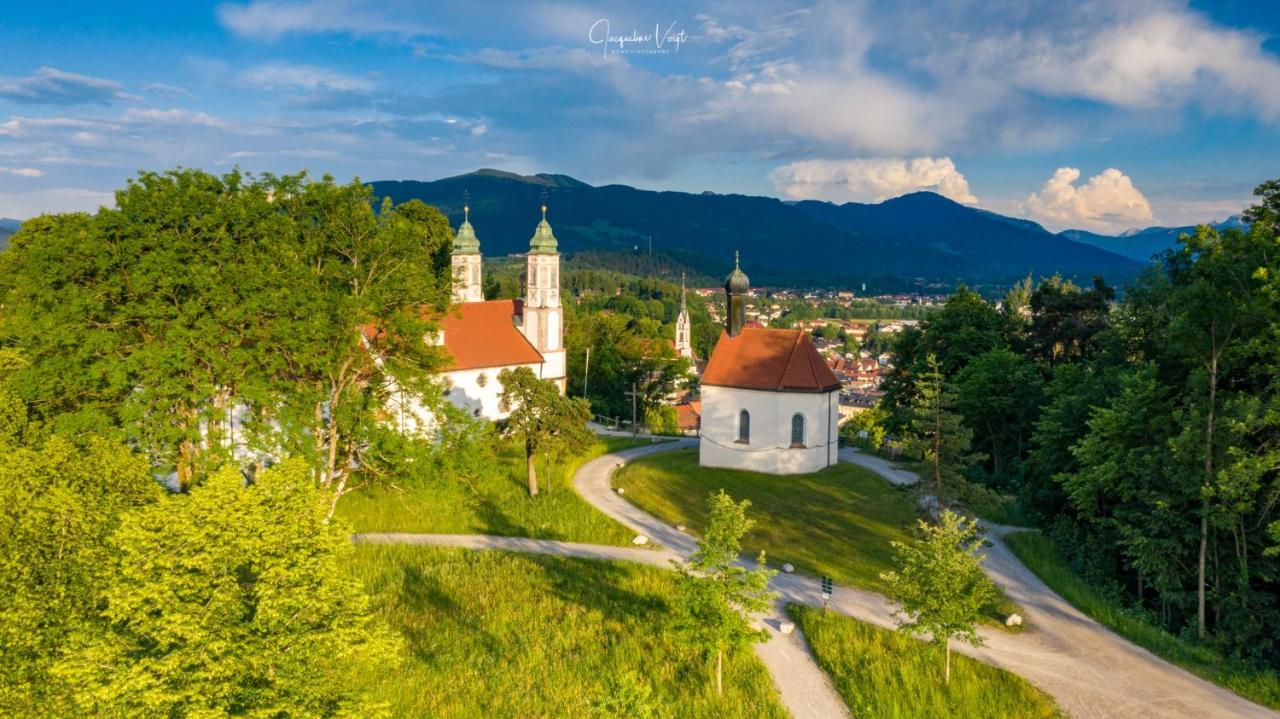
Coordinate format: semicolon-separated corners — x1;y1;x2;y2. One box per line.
358;439;1278;719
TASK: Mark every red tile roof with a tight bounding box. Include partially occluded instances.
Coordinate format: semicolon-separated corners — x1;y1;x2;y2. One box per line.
439;300;543;371
702;328;842;393
675;400;701;431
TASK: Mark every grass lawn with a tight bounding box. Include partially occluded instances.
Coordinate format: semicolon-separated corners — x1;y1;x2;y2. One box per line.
348;545;788;719
1005;531;1280;710
614;447;917;593
337;436;650;545
614;448;1022;628
789;605;1058;719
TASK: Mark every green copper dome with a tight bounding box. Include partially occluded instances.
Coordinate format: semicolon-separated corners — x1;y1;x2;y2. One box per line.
453;205;481;254
528;205;558;254
725;251;749;293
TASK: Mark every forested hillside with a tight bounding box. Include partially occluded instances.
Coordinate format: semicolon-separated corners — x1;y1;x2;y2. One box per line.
871;179;1280;695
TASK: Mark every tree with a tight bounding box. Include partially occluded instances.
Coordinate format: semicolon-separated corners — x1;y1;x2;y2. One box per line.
955;348;1043;485
1165;225;1265;639
1026;275;1114;367
55;461;397;718
0;426;161;716
880;510;997;684
672;490;777;696
0;169;454;510
497;366;593;496
908;354;979;495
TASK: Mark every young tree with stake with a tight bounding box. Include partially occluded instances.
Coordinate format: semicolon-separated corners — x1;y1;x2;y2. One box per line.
672;490;777;696
881;510;997;684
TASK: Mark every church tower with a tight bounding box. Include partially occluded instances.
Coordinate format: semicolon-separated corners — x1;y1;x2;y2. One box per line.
675;273;693;359
451;201;484;304
724;251;749;337
521;203;566;390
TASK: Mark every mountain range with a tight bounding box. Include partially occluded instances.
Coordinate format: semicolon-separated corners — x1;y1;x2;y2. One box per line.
371;170;1150;289
1060;216;1247;262
0;219;21;252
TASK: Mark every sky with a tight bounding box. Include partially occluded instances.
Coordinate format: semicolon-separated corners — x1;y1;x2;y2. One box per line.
1;0;1279;233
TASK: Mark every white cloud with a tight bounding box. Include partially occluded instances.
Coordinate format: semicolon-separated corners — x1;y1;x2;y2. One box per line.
1010;9;1280;118
0;67;136;105
120;108;227;128
237;62;374;91
770;157;977;204
1021;167;1154;232
0;166;44;177
216;0;430;40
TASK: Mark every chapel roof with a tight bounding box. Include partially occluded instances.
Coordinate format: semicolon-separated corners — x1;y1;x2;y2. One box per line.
701;327;841;393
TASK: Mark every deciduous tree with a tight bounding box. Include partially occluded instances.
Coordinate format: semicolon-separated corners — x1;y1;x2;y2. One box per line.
672;490;777;696
497;366;593;496
880;510;997;685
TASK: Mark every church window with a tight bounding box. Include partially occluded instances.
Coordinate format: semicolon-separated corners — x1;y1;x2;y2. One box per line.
737;409;750;444
790;413;806;448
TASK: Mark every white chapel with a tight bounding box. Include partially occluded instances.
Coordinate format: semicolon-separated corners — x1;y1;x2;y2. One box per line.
698;254;841;475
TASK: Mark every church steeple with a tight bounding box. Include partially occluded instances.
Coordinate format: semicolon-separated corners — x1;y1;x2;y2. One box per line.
520;199;566;388
450;194;484;303
675;273;693;359
725;251;749;337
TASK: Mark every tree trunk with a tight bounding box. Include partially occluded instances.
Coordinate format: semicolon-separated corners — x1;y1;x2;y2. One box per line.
526;439;539;496
325;469;348;523
1198;352;1217;640
716;649;723;697
944;638;951;685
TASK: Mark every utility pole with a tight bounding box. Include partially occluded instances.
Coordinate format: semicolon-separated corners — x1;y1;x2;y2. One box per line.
583;346;591;397
625;383;640;435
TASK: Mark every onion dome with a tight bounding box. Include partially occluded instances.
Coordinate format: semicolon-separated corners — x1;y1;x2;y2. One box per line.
529;203;558;254
453;204;481;254
724;251;749;293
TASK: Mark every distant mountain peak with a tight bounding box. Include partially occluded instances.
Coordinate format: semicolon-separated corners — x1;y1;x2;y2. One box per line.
456;168;589;189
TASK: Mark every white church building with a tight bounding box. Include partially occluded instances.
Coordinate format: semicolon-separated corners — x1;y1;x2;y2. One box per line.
388;201;566;426
698;255;841;475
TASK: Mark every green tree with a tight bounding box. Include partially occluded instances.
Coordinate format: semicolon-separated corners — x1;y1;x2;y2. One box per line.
955;348;1043;485
908;354;979;495
880;510;998;685
843;404;888;450
673;490;777;696
0;169;454;510
497;366;593;496
1165;224;1267;639
1026;275;1114;367
0;430;161;717
55;461;397;717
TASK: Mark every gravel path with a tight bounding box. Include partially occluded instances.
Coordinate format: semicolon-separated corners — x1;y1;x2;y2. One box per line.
359;440;1278;719
835;447;1276;718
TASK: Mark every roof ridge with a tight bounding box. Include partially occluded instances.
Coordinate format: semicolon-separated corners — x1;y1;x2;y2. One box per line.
778;330;804;390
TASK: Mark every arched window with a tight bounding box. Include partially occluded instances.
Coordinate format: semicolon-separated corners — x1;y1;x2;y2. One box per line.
737;409;750;444
790;413;806;448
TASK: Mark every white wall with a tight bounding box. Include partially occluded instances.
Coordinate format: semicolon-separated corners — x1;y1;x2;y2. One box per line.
441;361;552;421
698;384;839;475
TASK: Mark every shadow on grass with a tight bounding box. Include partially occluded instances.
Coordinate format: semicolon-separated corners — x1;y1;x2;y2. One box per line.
395;563;502;664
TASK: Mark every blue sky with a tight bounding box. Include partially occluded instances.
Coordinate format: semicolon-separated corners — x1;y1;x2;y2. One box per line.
2;0;1279;232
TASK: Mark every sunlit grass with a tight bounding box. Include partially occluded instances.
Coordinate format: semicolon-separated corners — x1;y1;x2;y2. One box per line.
337;436;649;545
347;545;788;718
1006;531;1280;710
789;605;1059;719
614;448;1021;628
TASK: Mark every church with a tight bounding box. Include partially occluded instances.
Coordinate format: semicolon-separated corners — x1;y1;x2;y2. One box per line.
435;202;566;420
698;255;841;475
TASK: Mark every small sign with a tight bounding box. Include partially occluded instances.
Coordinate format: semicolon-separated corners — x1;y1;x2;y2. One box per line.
821;575;833;610
858;430;868;439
